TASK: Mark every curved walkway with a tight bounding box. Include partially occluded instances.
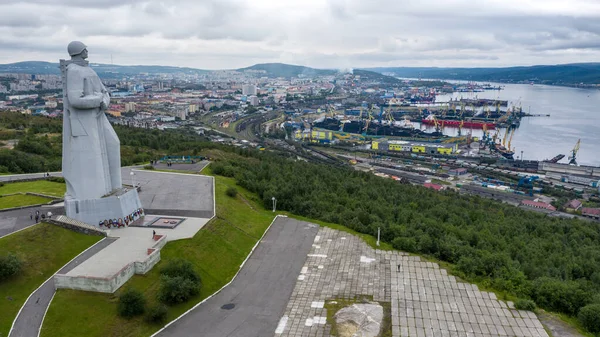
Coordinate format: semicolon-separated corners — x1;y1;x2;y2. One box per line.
153;217;319;337
9;238;117;337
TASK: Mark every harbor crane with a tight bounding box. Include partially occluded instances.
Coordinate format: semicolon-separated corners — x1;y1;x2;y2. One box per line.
507;128;516;151
363;107;374;134
568;139;581;166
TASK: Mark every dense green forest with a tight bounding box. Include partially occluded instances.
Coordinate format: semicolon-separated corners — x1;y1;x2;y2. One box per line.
0;112;210;172
211;150;600;333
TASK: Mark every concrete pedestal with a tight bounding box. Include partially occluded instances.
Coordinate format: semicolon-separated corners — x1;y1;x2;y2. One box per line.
65;188;142;226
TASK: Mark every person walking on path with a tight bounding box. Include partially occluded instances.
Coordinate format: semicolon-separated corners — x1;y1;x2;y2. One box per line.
29;212;33;220
47;211;52;219
35;214;39;223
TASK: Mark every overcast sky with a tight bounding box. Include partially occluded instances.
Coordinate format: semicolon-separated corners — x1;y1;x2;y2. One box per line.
1;0;599;69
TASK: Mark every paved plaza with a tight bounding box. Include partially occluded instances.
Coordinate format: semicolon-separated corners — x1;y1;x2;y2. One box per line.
122;168;214;218
64;170;214;282
276;227;548;337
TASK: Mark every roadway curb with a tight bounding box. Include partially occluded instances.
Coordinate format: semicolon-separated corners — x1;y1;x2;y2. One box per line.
8;237;108;337
0;223;39;240
149;214;285;337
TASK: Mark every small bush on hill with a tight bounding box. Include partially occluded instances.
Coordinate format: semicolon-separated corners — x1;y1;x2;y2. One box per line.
145;304;168;324
118;288;146;318
514;299;536;311
158;275;199;305
158;259;202;305
0;254;22;280
578;304;600;333
144;165;155;170
160;259;201;285
226;187;238;198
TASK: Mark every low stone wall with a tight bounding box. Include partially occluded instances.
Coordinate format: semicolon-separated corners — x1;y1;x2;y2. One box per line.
54;233;167;293
47;217;107;237
134;249;161;275
55;263;137;293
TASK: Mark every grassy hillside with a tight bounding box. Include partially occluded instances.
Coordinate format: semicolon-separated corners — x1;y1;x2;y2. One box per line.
0;224;101;336
238;63;337;78
367;63;600;85
41;169;275;337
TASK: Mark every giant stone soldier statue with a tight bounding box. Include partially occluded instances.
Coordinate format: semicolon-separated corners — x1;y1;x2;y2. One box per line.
61;41;142;226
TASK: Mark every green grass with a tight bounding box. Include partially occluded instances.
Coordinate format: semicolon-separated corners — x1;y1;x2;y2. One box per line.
41;171;275;337
0;194;53;209
431;178;452;186
0;180;65;197
0;224;101;336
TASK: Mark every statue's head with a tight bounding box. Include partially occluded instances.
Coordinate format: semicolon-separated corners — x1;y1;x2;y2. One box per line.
68;41;88;59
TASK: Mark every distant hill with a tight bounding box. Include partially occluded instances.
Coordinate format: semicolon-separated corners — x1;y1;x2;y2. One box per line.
237;63;337;78
0;61;209;77
365;63;600;85
353;69;402;85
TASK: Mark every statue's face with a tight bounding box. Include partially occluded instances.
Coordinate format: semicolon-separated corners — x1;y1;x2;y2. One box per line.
81;49;88;59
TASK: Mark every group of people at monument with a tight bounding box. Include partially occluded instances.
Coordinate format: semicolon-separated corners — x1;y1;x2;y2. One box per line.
30;210;52;223
98;208;145;228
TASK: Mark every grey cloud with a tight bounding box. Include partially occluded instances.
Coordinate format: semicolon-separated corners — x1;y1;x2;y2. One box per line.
0;0;599;68
2;0;142;8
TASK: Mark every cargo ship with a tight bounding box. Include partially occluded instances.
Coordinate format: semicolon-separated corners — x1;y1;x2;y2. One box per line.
313;118;443;138
543;154;565;163
421;115;496;129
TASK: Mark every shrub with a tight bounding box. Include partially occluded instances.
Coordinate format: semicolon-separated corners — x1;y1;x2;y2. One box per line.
514;299;536;311
226;187;238;198
160;259;201;285
46;176;65;183
578;304;600;333
0;254;22;280
118;288;146;318
158;275;199;305
145;304;168;324
531;277;592;315
144;164;155;170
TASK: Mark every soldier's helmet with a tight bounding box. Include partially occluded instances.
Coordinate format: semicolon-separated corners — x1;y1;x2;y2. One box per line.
67;41;87;56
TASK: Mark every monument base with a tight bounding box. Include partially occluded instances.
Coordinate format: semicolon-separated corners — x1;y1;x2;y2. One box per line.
65;188;143;227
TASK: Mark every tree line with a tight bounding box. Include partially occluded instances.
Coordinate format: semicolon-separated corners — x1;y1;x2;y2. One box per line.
0;112;215;172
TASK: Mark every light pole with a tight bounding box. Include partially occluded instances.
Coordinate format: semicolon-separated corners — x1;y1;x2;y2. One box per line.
521;150;524;162
130;171;136;190
272;196;277;212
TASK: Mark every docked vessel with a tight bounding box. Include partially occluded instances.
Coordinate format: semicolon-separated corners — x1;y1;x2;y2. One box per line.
544;154;565;163
421;115;496;129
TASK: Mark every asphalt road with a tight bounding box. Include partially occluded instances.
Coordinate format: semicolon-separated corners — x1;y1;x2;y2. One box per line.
0;172;62;182
0;206;65;239
155;217;319;337
9;237;117;337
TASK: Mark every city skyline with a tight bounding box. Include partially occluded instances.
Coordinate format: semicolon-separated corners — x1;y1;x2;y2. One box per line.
0;0;600;69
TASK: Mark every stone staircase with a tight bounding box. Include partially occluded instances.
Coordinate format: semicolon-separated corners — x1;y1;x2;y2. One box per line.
51;215;107;236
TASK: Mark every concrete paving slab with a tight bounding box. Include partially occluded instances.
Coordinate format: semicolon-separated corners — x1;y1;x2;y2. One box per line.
66;216;210;279
276;227;549;337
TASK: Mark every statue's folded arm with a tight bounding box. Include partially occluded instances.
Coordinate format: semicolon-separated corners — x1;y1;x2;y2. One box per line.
66;68;103;110
67;91;104;110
